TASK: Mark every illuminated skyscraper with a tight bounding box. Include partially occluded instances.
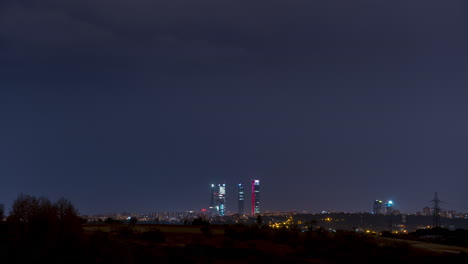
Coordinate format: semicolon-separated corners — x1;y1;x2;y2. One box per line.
372;200;383;214
251;180;260;215
209;184;217;216
218;183;226;216
384;200;394;215
237;183;244;215
209;183;226;216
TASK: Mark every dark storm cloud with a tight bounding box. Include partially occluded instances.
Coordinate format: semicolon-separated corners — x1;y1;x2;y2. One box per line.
1;0;464;67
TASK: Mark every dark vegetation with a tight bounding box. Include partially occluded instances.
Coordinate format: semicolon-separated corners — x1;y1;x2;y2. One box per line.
1;195;467;263
383;227;468;246
0;204;4;221
0;194;83;263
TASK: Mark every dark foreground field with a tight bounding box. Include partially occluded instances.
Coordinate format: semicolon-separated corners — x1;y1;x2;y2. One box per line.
79;223;468;264
2;222;468;263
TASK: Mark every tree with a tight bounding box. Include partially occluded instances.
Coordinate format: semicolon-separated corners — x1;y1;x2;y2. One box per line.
8;194;58;235
0;204;4;221
7;194;82;242
55;198;82;242
257;215;263;226
307;220;318;231
4;194;84;263
7;193;39;223
56;198;78;222
104;217;122;224
192;217;210;226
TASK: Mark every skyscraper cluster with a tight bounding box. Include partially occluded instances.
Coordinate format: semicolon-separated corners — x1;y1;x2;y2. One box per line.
372;199;394;215
209;180;260;216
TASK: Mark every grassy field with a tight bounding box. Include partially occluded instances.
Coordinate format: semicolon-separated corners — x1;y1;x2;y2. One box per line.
79;224;468;263
84;224;224;234
381;237;468;255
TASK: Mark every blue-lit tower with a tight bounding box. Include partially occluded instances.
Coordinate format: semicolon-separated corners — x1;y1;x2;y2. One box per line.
384;200;394;215
218;183;226;216
209;183;226;216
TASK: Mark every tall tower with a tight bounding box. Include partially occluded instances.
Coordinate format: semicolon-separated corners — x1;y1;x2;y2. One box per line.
218;183;226;216
209;184;218;216
251;180;260;215
384;200;394;215
209;184;216;208
237;183;245;215
209;183;226;216
372;200;383;214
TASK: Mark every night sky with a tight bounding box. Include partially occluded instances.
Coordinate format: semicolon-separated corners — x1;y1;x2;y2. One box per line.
0;0;467;214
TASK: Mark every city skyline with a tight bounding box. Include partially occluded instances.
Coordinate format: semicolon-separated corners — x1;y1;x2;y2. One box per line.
1;187;463;216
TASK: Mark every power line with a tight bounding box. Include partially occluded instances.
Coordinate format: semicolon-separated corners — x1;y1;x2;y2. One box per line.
431;192;441;228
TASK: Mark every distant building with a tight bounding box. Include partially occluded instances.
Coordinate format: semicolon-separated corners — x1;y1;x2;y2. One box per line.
209;184;216;207
237;183;244;215
372;200;383;214
422;206;431;216
209;184;217;216
218;183;226;216
209;183;226;216
384;200;394;215
251;180;260;215
447;210;456;219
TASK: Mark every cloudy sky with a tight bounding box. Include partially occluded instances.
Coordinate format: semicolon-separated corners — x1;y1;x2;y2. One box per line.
0;0;467;214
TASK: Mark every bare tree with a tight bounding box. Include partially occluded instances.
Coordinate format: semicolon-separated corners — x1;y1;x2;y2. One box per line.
7;194;82;241
55;197;82;241
8;193;40;223
2;194;83;263
56;198;78;222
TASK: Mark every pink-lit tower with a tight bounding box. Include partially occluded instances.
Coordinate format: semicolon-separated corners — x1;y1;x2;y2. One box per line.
251;180;260;215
